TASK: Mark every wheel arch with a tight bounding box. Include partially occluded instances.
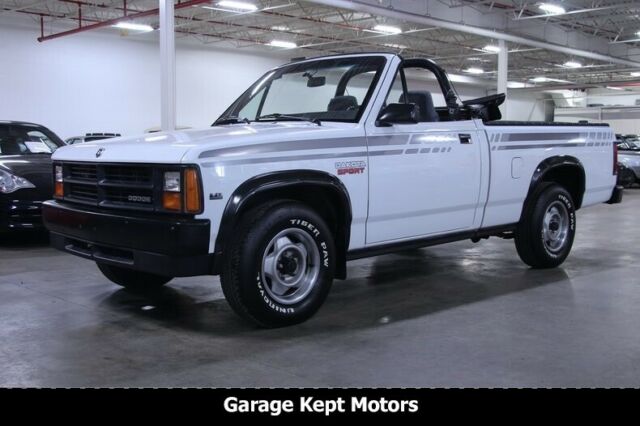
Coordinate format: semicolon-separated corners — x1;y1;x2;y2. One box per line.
213;170;353;279
526;156;586;211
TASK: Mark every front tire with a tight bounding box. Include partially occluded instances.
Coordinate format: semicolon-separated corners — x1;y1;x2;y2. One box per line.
220;201;336;328
515;183;576;269
97;263;172;291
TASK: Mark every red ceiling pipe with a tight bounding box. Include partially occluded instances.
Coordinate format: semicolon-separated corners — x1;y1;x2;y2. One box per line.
37;0;211;42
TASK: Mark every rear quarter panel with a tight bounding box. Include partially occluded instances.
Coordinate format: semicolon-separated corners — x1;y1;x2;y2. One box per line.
481;125;616;228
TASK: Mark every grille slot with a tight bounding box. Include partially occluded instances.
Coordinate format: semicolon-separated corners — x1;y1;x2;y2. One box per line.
104;166;152;186
68;164;97;182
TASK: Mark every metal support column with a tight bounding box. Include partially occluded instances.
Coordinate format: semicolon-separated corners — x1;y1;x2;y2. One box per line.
497;39;508;117
159;0;176;131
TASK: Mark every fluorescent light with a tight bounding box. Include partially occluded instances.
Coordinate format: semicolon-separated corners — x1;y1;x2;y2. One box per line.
482;44;501;53
268;40;297;49
606;86;624;91
217;1;257;11
539;3;566;14
113;22;154;32
531;77;549;83
372;24;402;35
271;25;290;31
464;67;484;74
563;61;582;68
631;72;640;77
383;43;408;49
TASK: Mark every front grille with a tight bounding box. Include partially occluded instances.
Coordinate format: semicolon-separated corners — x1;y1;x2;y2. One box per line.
61;162;158;212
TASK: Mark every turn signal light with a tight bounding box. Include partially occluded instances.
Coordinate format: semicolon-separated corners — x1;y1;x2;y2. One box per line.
54;182;64;198
184;168;202;213
163;191;182;211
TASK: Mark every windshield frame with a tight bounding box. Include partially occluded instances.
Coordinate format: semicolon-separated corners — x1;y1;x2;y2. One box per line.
215;55;389;125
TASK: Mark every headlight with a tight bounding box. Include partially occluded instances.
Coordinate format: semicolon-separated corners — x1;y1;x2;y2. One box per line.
0;169;35;194
163;171;181;192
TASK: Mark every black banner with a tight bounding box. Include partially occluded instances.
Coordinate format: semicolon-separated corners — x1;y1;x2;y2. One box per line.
1;387;636;420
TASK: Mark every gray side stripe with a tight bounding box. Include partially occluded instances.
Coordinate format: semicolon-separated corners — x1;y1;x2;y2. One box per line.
201;151;368;167
500;133;586;142
368;149;404;156
497;143;587;150
199;136;367;158
367;135;410;146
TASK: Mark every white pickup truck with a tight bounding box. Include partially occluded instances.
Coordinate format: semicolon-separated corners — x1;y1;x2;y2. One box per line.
43;53;622;327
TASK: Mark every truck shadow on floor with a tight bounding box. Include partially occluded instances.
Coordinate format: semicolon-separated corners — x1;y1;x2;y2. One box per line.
100;246;586;338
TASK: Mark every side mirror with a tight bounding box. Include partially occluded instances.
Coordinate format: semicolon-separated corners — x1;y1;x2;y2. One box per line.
376;103;419;127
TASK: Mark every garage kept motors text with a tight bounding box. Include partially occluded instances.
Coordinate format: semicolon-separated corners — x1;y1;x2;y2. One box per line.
224;396;419;416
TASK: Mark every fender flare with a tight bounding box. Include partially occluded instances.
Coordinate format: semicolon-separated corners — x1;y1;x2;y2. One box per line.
212;170;352;277
525;155;586;211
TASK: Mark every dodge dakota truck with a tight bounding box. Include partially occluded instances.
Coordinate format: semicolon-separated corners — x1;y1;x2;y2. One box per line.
43;53;622;327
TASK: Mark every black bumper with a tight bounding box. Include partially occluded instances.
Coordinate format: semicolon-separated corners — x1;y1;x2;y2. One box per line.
0;198;44;230
43;200;214;277
607;185;624;204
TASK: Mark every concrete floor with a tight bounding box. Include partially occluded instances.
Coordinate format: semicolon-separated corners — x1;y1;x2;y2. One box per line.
1;191;639;388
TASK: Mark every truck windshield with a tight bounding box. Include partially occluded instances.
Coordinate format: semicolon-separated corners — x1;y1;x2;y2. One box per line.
0;124;65;156
215;56;387;125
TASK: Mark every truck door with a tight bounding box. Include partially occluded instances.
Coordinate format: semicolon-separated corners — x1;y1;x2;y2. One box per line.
364;61;484;244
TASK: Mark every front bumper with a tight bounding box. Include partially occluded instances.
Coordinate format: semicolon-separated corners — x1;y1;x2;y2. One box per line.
0;198;44;230
43;200;214;277
607;185;624;204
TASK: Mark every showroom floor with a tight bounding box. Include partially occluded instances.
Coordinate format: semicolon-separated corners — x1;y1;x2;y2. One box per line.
1;191;639;388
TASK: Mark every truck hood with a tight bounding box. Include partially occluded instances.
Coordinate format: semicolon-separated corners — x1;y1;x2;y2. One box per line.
52;122;357;164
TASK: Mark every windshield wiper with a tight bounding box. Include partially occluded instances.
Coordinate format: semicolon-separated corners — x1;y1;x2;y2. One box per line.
257;113;321;126
213;116;251;126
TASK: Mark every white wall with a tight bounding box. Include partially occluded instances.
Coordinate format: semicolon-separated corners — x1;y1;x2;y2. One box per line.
0;17;281;139
1;15;545;139
504;92;549;121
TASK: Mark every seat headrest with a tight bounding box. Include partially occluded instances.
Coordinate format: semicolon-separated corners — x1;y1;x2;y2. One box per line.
399;91;439;122
328;95;358;111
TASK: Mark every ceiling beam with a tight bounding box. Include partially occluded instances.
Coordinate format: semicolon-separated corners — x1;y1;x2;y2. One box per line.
305;0;640;68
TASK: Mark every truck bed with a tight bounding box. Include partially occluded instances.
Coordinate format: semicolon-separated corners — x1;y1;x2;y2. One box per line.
485;120;610;127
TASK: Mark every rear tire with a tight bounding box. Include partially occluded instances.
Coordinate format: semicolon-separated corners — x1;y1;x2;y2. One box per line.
515;183;576;269
97;263;172;291
220;201;336;328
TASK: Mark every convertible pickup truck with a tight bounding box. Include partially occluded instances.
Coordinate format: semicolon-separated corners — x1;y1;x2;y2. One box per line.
43;53;622;327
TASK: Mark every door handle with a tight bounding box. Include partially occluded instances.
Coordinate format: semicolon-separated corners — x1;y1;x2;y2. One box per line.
459;133;472;144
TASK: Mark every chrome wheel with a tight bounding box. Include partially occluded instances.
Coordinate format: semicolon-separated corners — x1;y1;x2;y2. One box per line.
261;228;321;305
542;200;569;253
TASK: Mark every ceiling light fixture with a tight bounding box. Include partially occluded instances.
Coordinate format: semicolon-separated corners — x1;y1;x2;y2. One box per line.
531;77;549;82
464;67;484;74
563;61;582;68
372;24;402;35
539;3;566;15
268;40;297;49
631;71;640;77
271;25;290;32
482;44;501;53
217;1;257;12
112;22;154;32
606;86;624;91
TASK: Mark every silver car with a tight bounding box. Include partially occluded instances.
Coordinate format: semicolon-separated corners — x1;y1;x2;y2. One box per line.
617;138;640;187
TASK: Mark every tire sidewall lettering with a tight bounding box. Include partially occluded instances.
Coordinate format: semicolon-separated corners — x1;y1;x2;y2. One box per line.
254;217;331;315
540;192;575;258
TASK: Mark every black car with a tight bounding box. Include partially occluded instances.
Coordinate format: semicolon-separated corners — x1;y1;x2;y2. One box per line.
0;121;65;231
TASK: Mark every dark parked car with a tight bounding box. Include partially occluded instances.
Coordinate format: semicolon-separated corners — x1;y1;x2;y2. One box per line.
0;121;65;231
65;133;121;145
